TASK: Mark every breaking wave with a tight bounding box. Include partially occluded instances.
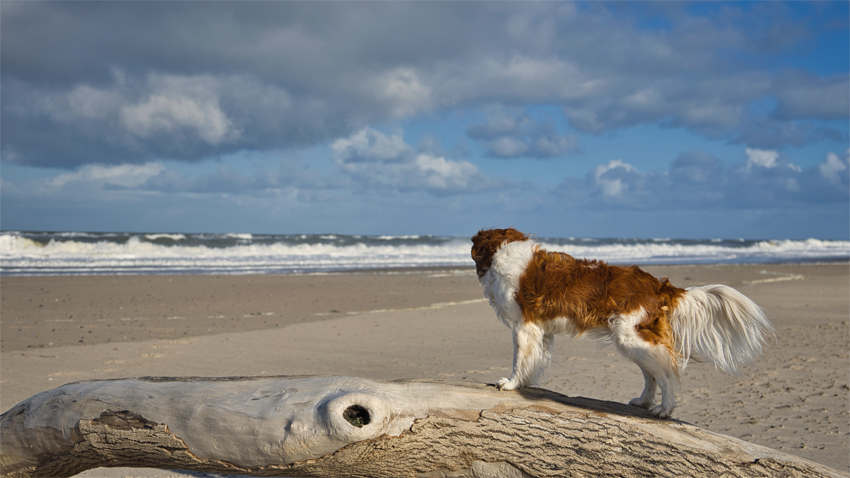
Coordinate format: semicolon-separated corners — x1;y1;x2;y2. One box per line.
1;231;847;276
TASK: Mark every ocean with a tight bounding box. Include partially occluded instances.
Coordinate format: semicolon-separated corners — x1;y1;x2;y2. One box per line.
1;231;848;276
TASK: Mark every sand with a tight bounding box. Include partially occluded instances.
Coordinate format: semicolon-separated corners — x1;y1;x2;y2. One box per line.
1;263;848;477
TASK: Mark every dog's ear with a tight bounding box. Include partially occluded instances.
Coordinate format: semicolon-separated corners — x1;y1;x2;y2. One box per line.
471;228;493;247
471;228;529;259
470;229;496;271
470;229;492;261
502;228;530;244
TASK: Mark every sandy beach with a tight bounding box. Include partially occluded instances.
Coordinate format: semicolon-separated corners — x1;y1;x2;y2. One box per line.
2;263;848;476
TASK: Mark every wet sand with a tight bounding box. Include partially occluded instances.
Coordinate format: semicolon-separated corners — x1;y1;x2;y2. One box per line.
1;263;848;476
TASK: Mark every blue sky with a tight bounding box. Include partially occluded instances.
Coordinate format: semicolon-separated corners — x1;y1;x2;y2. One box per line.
1;1;848;239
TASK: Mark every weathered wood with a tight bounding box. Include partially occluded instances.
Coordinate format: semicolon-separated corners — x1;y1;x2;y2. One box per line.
1;376;846;478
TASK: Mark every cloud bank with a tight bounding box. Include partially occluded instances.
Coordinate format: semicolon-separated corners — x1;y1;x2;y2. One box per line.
2;2;846;168
556;149;849;210
1;2;846;239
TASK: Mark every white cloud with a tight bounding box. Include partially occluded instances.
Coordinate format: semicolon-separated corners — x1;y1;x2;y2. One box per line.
745;148;802;172
745;148;779;169
331;128;410;163
4;72;294;166
593;159;640;199
121;94;235;145
50;162;165;188
332;128;500;195
34;71;241;147
118;73;241;145
819;151;849;184
414;153;478;190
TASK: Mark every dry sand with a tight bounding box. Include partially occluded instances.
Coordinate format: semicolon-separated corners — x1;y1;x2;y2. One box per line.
1;263;848;477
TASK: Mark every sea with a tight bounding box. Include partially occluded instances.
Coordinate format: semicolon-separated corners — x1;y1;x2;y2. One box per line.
1;231;848;276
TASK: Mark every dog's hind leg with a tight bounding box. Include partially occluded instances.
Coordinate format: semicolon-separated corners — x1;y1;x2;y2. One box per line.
628;366;657;410
623;345;678;418
496;322;548;390
611;309;679;418
639;348;679;418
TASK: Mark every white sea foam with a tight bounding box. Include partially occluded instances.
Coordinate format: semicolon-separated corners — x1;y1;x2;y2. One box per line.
376;235;423;240
0;232;847;276
538;238;850;264
226;233;253;241
145;234;187;241
0;235;45;252
0;233;472;275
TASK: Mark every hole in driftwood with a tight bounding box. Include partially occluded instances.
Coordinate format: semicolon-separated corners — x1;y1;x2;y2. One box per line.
343;405;371;427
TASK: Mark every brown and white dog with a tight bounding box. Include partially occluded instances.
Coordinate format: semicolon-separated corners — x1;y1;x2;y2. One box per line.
471;228;774;418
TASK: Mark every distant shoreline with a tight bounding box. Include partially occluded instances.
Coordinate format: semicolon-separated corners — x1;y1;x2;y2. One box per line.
3;257;850;278
2;231;848;276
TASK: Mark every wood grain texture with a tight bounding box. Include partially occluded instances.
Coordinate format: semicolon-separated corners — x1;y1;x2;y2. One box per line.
2;376;847;478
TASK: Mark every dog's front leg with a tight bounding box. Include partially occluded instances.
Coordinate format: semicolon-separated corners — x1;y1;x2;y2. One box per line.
497;323;547;391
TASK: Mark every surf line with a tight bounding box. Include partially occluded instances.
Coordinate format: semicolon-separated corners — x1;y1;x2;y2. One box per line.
744;270;805;285
313;298;488;317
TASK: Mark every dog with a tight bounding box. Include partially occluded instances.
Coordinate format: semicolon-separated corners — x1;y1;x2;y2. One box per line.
470;228;774;418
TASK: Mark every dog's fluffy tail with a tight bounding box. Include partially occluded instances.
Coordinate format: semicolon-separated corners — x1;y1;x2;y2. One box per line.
670;285;774;372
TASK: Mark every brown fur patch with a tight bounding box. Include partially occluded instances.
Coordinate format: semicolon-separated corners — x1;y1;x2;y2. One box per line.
470;228;530;278
515;248;685;351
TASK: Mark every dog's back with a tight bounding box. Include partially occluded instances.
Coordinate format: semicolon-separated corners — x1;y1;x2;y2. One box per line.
516;249;684;344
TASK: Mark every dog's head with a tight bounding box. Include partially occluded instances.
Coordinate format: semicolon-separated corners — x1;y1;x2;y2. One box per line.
470;228;530;278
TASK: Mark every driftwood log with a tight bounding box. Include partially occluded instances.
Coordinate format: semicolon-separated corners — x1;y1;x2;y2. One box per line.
1;376;846;478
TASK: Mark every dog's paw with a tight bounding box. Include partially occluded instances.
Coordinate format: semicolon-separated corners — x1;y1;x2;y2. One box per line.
649;405;673;419
628;397;653;409
496;377;518;391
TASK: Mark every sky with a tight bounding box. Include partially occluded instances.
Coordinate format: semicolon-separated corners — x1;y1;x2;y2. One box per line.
1;1;848;240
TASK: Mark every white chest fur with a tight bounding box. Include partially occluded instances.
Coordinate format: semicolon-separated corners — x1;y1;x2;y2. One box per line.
478;240;536;329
